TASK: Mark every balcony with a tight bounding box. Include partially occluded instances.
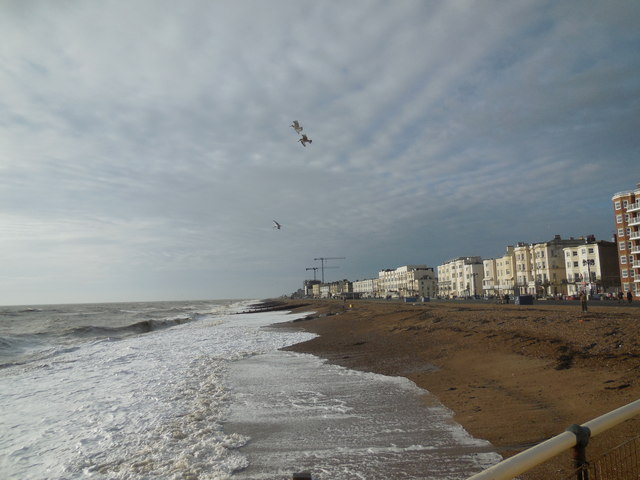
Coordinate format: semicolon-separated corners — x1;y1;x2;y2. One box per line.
629;216;640;226
630;231;640;240
627;201;640;213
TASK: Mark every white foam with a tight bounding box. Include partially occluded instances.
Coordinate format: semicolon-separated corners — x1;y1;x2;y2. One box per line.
1;306;501;480
0;308;314;480
226;351;502;479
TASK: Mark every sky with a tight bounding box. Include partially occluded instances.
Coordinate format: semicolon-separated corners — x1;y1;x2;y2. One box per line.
1;0;639;305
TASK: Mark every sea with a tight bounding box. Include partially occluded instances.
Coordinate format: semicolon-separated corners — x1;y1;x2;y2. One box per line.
0;300;501;480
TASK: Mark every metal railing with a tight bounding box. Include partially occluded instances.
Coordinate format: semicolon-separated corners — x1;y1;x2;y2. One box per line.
562;434;640;480
465;399;640;480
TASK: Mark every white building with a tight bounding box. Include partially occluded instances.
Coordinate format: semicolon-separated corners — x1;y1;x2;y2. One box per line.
378;265;436;298
352;278;378;298
515;235;585;297
437;257;484;298
482;258;498;297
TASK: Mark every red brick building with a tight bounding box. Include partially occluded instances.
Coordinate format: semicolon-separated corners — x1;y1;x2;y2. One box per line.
612;183;640;300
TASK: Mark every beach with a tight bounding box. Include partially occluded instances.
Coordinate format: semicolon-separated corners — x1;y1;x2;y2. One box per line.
275;299;640;479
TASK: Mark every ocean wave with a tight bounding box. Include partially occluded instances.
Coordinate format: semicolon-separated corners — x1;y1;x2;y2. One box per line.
0;333;42;355
61;316;196;339
1;310;209;369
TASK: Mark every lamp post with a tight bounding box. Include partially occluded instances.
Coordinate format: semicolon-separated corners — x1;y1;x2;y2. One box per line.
583;259;595;297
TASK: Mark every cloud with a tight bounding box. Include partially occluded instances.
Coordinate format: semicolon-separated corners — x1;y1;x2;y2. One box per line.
1;0;639;304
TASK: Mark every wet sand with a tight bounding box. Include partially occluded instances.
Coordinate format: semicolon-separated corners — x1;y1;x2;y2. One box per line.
274;299;640;479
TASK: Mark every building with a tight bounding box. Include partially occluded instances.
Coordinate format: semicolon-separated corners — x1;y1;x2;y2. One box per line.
514;235;585;297
378;265;437;298
612;183;640;300
329;279;353;298
303;280;321;297
483;246;516;298
352;278;378;298
437;257;483;298
513;242;532;295
495;246;516;297
563;238;620;296
482;258;498;297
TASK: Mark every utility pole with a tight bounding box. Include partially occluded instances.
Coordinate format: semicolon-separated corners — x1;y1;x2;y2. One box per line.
313;257;345;283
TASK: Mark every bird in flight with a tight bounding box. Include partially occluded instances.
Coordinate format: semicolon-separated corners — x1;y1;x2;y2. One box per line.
299;134;312;147
290;120;303;134
273;220;282;230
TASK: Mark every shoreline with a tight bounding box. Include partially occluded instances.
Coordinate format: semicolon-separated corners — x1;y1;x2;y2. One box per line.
272;299;640;479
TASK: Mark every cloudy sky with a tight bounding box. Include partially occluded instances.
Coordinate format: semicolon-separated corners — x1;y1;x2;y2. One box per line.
1;1;639;305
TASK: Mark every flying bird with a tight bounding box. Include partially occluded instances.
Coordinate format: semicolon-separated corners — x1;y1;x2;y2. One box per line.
290;120;303;134
299;134;312;147
273;220;282;230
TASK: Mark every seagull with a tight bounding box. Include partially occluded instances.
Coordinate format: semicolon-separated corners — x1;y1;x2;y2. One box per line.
273;220;282;230
290;120;303;134
299;134;312;147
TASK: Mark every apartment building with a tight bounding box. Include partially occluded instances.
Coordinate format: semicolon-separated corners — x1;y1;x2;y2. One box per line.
482;258;498;297
612;183;640;299
514;235;585;297
437;257;483;298
563;239;620;296
483;246;516;297
378;265;437;298
328;279;353;297
352;278;378;298
303;280;321;297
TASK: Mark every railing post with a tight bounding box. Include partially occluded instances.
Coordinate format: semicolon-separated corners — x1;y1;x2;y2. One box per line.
566;424;591;480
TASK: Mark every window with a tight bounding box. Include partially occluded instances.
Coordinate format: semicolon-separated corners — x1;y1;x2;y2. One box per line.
615;201;621;210
588;248;594;254
581;249;586;254
618;228;625;237
620;241;626;250
623;200;629;208
617;214;623;224
567;262;571;268
573;261;579;268
622;269;628;278
573;251;578;256
621;256;627;264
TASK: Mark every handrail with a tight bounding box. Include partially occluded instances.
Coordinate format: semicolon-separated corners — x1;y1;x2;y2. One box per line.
466;398;640;480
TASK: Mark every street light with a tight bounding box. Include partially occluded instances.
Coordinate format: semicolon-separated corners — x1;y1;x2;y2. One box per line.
583;259;595;296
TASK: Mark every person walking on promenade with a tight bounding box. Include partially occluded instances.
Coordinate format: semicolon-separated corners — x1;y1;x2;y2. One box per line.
628;291;633;303
579;290;588;312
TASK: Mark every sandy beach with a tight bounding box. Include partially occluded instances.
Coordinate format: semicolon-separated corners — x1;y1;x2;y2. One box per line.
273;299;640;479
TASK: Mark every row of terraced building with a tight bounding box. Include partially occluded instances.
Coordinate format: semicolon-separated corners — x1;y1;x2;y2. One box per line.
302;183;639;301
